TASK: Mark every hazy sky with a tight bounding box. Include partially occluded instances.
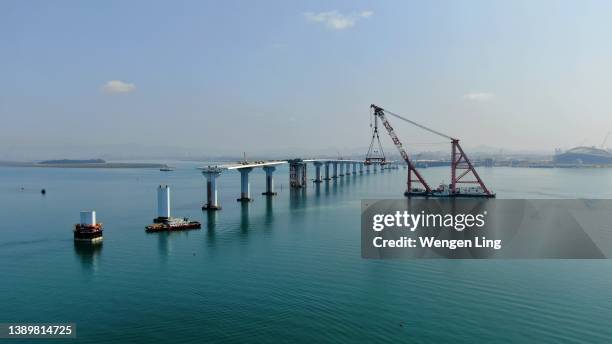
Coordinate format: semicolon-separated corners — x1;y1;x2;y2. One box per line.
2;0;612;158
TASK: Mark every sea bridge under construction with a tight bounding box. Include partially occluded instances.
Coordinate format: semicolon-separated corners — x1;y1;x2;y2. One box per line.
199;104;495;210
199;159;400;210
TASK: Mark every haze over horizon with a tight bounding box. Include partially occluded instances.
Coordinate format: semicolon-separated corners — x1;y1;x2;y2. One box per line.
3;0;612;160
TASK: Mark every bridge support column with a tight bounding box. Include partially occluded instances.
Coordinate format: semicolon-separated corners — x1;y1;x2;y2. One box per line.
237;167;253;202
352;163;357;174
332;162;338;179
313;162;323;183
359;163;364;174
339;162;345;177
262;166;277;196
289;159;307;188
374;164;378;172
202;170;222;210
323;162;330;180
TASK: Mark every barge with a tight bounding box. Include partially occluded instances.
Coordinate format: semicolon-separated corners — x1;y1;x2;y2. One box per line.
404;183;496;198
146;217;201;232
146;185;201;233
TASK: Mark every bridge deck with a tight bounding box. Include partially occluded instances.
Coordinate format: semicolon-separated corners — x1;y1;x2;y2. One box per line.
199;159;396;172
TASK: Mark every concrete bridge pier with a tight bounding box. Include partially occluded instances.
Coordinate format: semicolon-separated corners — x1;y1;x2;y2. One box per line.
202;170;222;210
359;162;364;174
323;162;331;180
313;162;323;183
332;162;338;179
289;159;308;188
237;167;253;202
352;163;357;175
374;164;378;172
366;164;371;173
262;166;277;195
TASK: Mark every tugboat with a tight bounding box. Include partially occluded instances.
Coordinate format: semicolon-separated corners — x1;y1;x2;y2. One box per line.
160;167;174;172
74;211;103;243
146;185;201;233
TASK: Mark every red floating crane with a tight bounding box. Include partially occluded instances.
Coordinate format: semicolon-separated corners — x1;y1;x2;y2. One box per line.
370;104;494;198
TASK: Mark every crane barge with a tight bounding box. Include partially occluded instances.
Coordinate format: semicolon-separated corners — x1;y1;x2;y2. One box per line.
370;104;494;198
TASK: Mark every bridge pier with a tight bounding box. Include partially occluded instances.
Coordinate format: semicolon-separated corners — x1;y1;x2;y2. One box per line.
313;162;323;183
339;162;345;177
323;162;331;180
332;162;338;179
359;162;364;174
289;159;307;188
237;167;253;202
202;169;222;210
374;164;378;172
352;163;357;175
262;166;277;196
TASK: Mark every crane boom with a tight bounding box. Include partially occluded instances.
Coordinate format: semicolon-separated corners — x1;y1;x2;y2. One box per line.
370;104;432;193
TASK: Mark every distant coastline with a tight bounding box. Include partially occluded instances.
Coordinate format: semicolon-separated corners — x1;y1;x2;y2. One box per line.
0;160;168;169
40;158;107;164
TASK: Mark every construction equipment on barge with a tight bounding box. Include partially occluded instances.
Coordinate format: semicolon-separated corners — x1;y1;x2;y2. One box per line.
146;185;201;232
370;104;494;198
74;211;103;243
146;217;201;232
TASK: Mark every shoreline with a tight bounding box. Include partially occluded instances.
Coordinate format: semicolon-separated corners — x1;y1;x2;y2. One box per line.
0;161;168;169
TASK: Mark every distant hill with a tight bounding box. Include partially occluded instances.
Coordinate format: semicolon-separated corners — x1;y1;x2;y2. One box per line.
0;160;166;169
39;159;106;164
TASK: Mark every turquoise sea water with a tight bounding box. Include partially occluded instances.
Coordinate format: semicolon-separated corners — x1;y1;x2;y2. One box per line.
1;163;612;343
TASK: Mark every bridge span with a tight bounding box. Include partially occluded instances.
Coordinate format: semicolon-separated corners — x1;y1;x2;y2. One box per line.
199;159;399;210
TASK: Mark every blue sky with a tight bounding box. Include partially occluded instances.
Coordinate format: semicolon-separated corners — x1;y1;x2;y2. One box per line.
2;0;612;158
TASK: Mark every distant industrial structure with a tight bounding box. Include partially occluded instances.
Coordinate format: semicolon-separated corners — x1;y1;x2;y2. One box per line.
553;146;612;165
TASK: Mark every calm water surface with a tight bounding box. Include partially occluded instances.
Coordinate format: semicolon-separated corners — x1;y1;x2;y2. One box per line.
1;163;611;343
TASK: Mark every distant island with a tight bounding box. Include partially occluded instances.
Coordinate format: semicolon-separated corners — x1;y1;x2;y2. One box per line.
40;159;107;164
0;159;168;169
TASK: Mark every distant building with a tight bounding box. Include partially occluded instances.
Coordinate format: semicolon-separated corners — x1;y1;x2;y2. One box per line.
553;146;612;165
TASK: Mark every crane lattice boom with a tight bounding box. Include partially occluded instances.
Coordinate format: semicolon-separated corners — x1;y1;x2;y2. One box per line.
371;104;432;193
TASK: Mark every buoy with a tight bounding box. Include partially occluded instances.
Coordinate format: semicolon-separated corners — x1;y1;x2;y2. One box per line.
41;189;46;195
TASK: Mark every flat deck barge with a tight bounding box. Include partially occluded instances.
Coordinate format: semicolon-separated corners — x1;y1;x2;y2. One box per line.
146;217;201;233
